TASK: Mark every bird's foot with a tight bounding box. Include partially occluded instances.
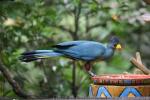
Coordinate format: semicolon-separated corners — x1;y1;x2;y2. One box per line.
88;71;96;77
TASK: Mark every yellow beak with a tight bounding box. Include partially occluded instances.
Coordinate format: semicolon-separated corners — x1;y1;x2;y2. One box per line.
116;44;122;49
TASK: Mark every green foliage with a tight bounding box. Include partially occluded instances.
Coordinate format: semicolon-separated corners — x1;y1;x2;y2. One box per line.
0;0;150;98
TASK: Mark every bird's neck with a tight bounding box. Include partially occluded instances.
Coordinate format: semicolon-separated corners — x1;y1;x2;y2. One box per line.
102;46;115;60
107;43;114;49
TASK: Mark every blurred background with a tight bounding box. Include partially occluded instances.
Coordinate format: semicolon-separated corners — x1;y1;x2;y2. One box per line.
0;0;150;98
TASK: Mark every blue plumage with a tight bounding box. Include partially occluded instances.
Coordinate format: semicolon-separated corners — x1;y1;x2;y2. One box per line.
20;37;121;76
54;41;106;61
20;50;62;62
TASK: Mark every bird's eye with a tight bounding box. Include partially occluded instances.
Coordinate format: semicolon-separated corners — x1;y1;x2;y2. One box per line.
114;44;117;47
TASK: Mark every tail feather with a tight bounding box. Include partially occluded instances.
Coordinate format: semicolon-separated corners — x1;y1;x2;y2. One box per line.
19;50;62;62
22;50;53;55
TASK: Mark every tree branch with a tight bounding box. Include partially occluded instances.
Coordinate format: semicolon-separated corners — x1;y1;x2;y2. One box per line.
51;25;74;34
73;1;82;40
85;15;89;33
88;23;106;32
72;60;77;98
71;1;82;98
130;52;150;75
0;60;35;99
92;0;100;5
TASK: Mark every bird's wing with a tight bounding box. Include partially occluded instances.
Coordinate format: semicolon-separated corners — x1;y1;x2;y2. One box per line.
56;41;106;61
53;41;88;49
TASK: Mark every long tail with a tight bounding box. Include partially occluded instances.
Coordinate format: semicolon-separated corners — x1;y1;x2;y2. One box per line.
19;50;63;62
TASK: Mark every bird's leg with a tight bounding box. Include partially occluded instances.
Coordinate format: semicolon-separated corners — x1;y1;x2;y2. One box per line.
84;62;96;77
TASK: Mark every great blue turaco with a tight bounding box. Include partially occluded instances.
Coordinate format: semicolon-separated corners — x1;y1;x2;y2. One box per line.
20;37;122;76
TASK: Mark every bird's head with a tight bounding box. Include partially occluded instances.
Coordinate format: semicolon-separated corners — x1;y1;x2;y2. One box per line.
109;37;122;50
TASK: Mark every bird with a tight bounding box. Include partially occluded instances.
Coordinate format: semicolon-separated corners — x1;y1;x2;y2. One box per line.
19;37;122;76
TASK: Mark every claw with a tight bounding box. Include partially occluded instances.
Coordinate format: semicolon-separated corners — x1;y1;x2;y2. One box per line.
88;71;96;77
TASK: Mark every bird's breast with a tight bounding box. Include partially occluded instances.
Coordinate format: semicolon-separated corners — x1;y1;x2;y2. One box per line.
99;48;114;60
